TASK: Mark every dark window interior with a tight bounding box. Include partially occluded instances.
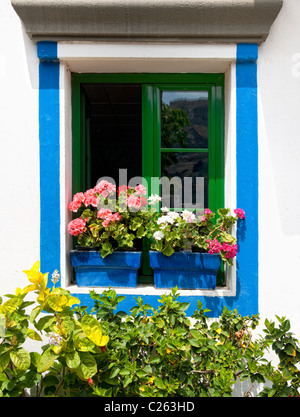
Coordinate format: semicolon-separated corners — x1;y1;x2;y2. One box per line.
82;83;142;189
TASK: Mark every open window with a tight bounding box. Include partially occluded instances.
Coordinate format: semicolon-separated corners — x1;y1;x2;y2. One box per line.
72;74;224;285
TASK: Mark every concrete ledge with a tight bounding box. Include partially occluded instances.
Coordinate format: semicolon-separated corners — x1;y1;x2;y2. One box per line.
11;0;283;44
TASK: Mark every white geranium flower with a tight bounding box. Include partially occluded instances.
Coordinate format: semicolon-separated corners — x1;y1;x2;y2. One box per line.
161;211;180;224
165;215;175;224
156;211;180;226
153;231;164;241
161;207;169;212
168;211;180;220
148;194;162;205
157;216;168;225
181;210;195;222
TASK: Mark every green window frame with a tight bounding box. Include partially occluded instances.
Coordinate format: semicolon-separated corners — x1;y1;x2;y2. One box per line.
72;73;224;284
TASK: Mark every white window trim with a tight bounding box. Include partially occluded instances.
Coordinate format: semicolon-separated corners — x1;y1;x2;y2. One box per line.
59;42;237;298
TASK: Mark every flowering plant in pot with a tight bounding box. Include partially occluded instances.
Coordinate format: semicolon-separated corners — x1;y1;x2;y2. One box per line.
147;207;197;254
192;207;246;266
67;180;150;287
150;207;245;265
148;207;245;290
68;180;149;258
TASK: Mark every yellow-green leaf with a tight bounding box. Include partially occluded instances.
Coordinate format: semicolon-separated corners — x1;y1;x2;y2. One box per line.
76;352;97;380
30;305;44;323
10;348;31;371
37;348;58;373
81;315;109;347
66;351;80;369
99;335;109;347
20;284;36;295
0;352;10;372
23;261;48;289
74;331;95;352
23;260;40;278
27;328;42;341
0;298;22;314
66;296;80;308
47;294;68;312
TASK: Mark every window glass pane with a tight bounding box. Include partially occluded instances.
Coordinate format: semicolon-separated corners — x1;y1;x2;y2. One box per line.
82;83;142;188
161;152;208;209
161;91;209;149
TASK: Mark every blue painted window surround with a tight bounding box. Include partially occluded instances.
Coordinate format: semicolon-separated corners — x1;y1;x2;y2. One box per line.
38;42;258;317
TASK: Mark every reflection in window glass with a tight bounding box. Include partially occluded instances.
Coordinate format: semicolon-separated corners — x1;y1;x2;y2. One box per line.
161;91;209;149
161;152;208;209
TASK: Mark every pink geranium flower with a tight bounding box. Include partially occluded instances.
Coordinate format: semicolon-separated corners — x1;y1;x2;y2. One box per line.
84;195;99;207
127;194;141;209
234;208;245;219
112;212;121;221
222;242;238;259
94;180;116;196
97;208;112;219
67;218;86;236
68;192;84;212
117;184;130;195
140;196;147;207
83;189;99;207
207;239;222;254
102;212;121;227
135;184;147;196
106;182;116;194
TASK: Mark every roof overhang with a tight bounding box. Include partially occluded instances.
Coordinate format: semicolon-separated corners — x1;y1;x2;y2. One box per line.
11;0;283;44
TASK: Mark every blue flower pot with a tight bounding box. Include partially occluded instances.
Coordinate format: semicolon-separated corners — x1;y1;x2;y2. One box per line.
70;250;142;287
149;251;221;290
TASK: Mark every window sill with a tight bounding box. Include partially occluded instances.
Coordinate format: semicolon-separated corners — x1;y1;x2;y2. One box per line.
66;283;236;298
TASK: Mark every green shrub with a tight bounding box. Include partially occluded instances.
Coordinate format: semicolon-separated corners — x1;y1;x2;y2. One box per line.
0;262;299;397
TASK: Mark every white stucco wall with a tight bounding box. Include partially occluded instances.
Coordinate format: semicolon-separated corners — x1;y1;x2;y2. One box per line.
0;0;300;345
258;0;300;336
0;0;40;294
